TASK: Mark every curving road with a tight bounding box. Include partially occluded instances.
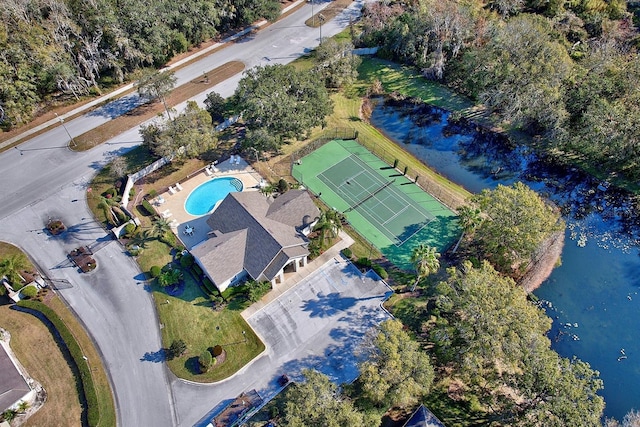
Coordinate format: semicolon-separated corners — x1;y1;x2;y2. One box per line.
0;1;369;426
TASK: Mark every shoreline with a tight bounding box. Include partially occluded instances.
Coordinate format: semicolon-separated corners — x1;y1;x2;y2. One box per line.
519;230;565;293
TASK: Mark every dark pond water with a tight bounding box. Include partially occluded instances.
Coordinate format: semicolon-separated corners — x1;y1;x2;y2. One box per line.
370;101;640;420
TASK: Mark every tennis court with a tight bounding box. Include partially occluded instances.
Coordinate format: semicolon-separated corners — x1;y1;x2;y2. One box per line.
293;139;459;270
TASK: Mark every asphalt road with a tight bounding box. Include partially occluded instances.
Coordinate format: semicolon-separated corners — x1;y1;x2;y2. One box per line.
0;1;371;426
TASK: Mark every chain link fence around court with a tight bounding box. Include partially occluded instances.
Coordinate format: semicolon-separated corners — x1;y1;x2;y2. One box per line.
289;128;465;212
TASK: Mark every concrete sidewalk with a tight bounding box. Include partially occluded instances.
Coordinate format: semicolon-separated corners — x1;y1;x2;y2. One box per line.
241;230;355;319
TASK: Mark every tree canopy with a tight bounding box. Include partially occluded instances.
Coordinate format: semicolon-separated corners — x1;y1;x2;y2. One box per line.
283;369;374;427
469;182;564;276
0;0;281;129
140;101;216;159
358;319;434;409
431;261;604;425
232;64;333;151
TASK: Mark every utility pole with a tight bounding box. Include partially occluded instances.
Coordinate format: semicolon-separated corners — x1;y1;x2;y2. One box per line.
55;113;76;148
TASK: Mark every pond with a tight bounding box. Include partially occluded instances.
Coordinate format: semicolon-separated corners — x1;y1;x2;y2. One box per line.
370;100;640;420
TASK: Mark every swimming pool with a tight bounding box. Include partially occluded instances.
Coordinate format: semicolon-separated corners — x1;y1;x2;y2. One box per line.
184;177;243;216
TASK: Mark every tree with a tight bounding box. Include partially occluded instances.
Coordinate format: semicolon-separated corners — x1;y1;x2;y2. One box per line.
314;209;344;244
167;339;187;360
198;350;213;373
157;268;183;287
204;91;226;122
409;244;440;291
283;369;372;427
313;39;361;88
467;14;573;133
149;217;171;238
358;319;434;409
452;204;482;253
109;156;128;179
140;101;217;159
136;69;177;119
232;64;333;151
430;261;604;423
471;182;564;276
0;254;29;287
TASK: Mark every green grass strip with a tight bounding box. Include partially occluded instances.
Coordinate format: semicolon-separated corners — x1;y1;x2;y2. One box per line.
17;300;100;426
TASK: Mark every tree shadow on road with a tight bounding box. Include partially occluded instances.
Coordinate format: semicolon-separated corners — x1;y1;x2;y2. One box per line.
140;348;166;363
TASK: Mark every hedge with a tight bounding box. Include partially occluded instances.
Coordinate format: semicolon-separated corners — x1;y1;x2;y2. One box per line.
201;277;219;296
141;199;155;216
16;300;100;426
372;263;388;279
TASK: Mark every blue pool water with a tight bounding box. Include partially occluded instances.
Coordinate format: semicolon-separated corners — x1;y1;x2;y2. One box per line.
184;177;242;216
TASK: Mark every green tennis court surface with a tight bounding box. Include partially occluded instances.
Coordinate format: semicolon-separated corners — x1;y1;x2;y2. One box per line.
293;139;460;270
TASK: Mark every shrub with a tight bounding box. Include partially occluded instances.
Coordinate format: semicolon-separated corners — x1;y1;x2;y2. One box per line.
148;189;158;198
167;339;186;360
141;199;155;216
372;263;388;279
20;286;38;299
341;248;352;259
277;178;289;193
104;188;118;198
248;281;271;302
212;345;223;357
160;231;178;248
357;257;372;268
124;223;137;237
198;350;213;373
192;263;203;276
129;187;136;197
112;206;128;224
180;253;194;268
150;266;162;278
16;300;99;426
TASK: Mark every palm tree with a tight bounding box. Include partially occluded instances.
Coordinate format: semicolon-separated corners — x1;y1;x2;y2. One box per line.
410;244;440;292
452;205;482;253
0;254;29;287
149;217;171;240
158;268;183;287
315;209;343;243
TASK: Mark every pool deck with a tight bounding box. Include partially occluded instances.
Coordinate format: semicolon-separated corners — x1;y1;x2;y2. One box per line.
154;156;263;250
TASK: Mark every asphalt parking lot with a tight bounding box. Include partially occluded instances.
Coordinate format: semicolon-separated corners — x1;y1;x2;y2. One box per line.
247;256;393;385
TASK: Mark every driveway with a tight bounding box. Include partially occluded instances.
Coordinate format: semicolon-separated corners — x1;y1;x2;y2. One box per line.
172;257;393;427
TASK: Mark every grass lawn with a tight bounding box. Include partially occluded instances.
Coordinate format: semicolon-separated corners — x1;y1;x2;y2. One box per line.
71;61;244;152
46;296;117;427
356;57;473;112
0;301;83;426
152;277;265;382
0;292;116;427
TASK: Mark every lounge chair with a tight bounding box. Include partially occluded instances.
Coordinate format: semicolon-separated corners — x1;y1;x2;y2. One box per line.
205;167;213;176
161;209;172;219
168;186;176;195
211;163;220;173
176;182;183;191
169;219;179;228
235;157;241;165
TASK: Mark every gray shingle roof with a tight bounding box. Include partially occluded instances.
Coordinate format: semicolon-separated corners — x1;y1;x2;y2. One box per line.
0;344;30;413
403;405;446;427
191;230;246;285
266;189;319;230
198;191;319;284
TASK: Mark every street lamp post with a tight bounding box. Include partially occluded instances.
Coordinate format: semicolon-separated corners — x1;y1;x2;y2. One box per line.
319;13;325;44
55;113;76;148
